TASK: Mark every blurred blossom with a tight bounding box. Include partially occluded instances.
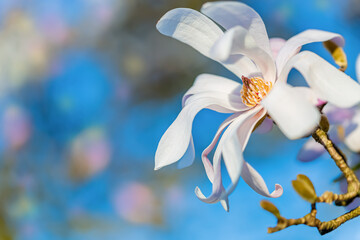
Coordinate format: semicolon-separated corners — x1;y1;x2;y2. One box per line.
39;12;69;45
113;182;162;225
2;105;31;151
0;11;50;94
69;128;111;181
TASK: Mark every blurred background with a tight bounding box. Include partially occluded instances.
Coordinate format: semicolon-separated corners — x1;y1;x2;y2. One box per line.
0;0;360;239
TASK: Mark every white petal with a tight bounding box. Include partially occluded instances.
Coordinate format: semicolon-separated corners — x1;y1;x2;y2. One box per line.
177;138;195;169
276;29;344;72
241;162;283;197
297;138;325;162
201;1;272;56
261;83;320;140
156;8;257;78
279;51;360;108
155;91;247;170
356;54;360;82
345;109;360;153
182;74;242;106
269;38;286;59
195;106;265;204
292;86;320;106
211;26;276;83
156;8;223;58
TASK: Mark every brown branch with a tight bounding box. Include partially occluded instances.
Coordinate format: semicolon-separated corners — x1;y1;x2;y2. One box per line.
265;202;360;235
263;127;360;235
312;128;360;205
267;204;319;234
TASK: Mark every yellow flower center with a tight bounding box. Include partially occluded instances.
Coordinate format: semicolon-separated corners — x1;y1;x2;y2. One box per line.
240;76;273;107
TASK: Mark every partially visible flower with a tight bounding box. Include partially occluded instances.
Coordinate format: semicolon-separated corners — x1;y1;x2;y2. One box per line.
155;2;360;210
298;54;360;162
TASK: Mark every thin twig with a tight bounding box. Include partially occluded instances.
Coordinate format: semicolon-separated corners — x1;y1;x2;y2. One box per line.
312;128;360;204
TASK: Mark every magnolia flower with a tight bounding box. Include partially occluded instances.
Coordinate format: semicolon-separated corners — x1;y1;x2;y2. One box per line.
298;54;360;162
155;2;360;210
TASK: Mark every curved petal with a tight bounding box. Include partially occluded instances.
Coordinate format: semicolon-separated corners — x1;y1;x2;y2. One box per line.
195;106;271;205
157;8;223;58
200;1;272;56
198;112;241;211
210;26;276;83
155;91;248;170
177;137;195;169
200;113;241;182
156;8;257;79
297;138;325;162
345;109;360;153
269;38;286;59
276;29;345;72
241;162;283;197
261;83;320;140
278;51;360;108
182;74;243;106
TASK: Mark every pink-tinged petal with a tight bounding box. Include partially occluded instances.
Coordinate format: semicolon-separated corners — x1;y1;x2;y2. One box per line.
210;26;276;83
155;91;248;170
261;83;320;140
269;38;286;59
276;29;344;72
182;74;243;106
317;99;328;107
279;51;360;108
356;54;360;82
345;109;360;153
201;113;241;182
241;162;283;198
195;106;268;206
156;8;257;79
201;1;272;56
255;117;273;134
297;138;325;162
199;113;241;211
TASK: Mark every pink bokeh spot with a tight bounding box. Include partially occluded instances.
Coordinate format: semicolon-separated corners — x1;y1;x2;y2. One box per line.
2;106;31;150
113;183;160;224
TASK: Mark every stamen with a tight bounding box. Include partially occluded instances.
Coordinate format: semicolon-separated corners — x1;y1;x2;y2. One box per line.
241;76;273;107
